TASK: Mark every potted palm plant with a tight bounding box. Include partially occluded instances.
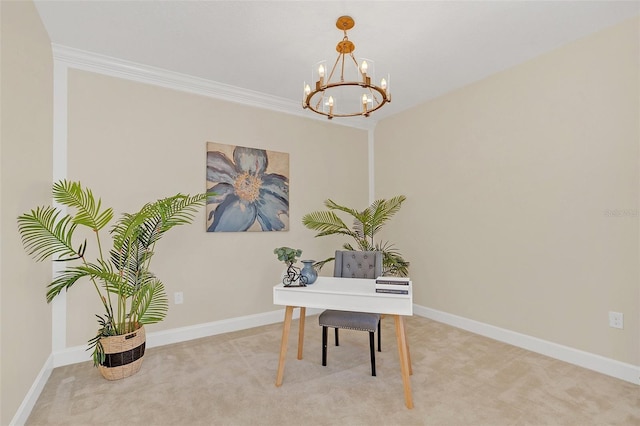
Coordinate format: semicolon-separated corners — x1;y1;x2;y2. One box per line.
17;180;207;380
302;195;409;276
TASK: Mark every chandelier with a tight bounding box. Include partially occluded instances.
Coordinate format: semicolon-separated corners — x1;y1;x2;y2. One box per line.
302;16;391;119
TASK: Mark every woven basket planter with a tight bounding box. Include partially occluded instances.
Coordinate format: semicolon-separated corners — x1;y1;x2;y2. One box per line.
98;325;146;380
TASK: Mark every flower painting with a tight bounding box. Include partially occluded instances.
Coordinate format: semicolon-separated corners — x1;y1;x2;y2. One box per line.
206;142;289;232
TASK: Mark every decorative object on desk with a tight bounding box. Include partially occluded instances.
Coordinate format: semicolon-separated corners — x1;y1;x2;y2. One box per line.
206;142;289;232
302;195;409;276
300;260;318;285
375;276;410;295
17;180;207;380
274;246;306;286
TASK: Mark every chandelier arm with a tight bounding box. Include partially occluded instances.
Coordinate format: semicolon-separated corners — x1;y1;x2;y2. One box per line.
368;86;381;105
349;52;359;69
327;53;342;85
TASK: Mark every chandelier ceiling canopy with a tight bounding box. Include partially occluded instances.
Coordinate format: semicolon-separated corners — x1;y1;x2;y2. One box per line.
302;16;391;120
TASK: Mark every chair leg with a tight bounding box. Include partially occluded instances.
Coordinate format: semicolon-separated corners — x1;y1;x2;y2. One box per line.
378;320;381;352
322;326;328;366
334;327;339;346
369;331;376;376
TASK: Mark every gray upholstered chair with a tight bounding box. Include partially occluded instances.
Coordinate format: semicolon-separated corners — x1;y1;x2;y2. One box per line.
318;250;383;376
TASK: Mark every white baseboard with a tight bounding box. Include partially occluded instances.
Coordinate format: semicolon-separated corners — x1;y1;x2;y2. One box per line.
413;304;640;385
17;307;319;424
10;354;53;426
51;307;323;367
15;305;638;425
146;307;321;348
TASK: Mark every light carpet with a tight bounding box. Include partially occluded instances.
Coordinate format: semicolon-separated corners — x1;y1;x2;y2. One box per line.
26;315;639;425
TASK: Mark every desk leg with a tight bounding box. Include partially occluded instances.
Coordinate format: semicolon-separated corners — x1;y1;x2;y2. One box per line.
394;315;413;409
406;324;413;376
276;305;294;387
297;307;306;360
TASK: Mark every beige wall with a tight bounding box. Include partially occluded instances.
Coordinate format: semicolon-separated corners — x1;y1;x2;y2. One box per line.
64;70;369;346
375;17;639;365
3;4;638;422
0;1;54;424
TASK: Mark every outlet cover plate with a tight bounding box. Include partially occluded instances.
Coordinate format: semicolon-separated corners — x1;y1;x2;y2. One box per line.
609;311;623;329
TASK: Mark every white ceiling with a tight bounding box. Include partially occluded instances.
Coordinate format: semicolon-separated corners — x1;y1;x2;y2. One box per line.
34;1;640;123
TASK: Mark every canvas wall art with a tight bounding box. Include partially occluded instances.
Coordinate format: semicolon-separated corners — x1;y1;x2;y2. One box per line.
206;142;289;232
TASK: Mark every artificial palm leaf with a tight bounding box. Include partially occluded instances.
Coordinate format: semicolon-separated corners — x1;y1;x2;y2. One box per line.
52;180;113;231
370;195;406;235
111;211;151;254
17;206;80;262
302;195;409;276
324;199;361;217
46;265;104;302
301;210;355;238
111;193;206;252
133;279;169;325
376;240;410;276
312;257;335;272
155;194;207;231
352;218;368;242
88;314;112;366
136;215;163;250
109;240;151;291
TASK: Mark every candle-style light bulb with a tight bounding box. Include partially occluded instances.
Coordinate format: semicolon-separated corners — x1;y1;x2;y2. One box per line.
328;96;334;107
302;83;311;106
362;94;368;105
380;78;387;90
317;64;326;88
360;60;370;84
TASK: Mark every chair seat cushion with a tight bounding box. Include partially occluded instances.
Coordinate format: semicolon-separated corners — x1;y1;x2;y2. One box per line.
318;310;380;332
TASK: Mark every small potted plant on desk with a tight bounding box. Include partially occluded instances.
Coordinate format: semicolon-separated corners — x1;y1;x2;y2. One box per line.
274;246;317;286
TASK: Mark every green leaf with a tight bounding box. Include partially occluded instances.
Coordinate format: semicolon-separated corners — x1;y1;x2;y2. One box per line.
46;266;92;302
301;210;355;238
133;279;169;325
312;257;335;272
302;195;409;276
52;180;113;231
111;193;207;254
369;195;406;236
17;206;79;262
324;199;361;217
46;262;122;302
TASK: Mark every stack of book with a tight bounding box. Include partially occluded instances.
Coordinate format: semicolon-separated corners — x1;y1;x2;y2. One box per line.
375;276;410;294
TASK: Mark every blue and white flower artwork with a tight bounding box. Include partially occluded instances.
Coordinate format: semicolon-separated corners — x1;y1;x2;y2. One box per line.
206;142;289;232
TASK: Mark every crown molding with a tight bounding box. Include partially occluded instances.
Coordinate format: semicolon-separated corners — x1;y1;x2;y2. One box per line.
51;44;376;131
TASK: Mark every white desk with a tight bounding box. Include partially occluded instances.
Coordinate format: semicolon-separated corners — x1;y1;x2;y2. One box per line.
273;276;414;409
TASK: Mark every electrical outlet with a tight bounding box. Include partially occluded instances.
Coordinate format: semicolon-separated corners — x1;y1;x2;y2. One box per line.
174;291;184;305
609;311;623;329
